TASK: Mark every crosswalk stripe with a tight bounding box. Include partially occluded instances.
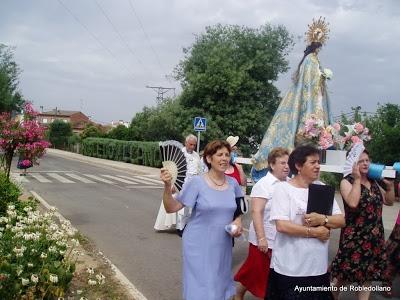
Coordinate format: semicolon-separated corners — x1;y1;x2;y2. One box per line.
30;173;52;183
102;175;138;184
47;173;74;183
12;173;30;183
134;175;163;185
64;173;95;183
117;175;159;185
83;174;115;184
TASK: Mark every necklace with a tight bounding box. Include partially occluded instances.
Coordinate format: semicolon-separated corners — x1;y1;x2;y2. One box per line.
207;173;226;186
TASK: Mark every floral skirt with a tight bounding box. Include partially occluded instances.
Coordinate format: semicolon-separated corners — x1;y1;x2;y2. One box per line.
384;222;400;284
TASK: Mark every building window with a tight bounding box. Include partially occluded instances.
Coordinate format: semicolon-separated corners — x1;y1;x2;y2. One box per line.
42;118;48;123
63;119;68;123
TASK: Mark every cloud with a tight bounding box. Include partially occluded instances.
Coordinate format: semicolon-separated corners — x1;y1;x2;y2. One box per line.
0;0;398;124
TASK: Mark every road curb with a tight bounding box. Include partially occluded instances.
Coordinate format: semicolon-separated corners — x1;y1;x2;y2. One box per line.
30;190;148;300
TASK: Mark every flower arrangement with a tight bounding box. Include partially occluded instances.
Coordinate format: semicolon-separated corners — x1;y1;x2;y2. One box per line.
298;115;371;150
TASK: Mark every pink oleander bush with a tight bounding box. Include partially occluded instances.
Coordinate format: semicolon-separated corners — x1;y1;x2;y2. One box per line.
0;102;50;178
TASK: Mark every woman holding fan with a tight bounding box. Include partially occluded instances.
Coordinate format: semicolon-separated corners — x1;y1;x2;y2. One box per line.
330;150;395;300
161;140;244;300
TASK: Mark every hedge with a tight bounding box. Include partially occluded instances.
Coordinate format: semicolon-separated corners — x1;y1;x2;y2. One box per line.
81;138;162;168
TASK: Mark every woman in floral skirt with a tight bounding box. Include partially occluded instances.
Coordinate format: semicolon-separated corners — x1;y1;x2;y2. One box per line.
330;150;395;300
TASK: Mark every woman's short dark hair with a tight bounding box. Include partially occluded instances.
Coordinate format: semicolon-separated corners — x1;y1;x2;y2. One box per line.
293;42;322;83
288;145;320;175
203;140;231;169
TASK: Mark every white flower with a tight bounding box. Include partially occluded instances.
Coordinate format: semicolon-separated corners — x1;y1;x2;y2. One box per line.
49;246;57;253
21;278;29;286
49;274;58;283
7;205;15;210
86;267;95;275
76;290;83;295
88;279;97;285
71;239;80;247
79;298;88;300
322;68;333;79
40;252;47;259
27;262;34;268
31;274;39;283
96;273;105;284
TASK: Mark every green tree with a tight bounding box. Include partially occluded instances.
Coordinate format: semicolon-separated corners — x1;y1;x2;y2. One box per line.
80;123;105;139
128;98;183;142
107;124;129;140
0;44;25;113
48;120;73;149
174;23;294;151
366;103;400;165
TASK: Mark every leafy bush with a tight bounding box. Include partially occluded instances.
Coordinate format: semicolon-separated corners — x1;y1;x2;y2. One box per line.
0;171;22;215
82;138;161;167
319;171;342;190
0;204;79;299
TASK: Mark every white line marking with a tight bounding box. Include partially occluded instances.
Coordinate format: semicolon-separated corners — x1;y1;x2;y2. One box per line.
102;175;138;184
83;174;115;184
117;175;158;185
11;173;29;183
30;190;148;300
30;173;52;183
134;176;163;185
47;173;74;183
64;173;95;183
127;186;164;189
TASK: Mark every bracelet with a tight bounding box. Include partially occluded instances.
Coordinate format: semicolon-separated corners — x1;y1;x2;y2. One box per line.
306;227;311;238
258;237;266;242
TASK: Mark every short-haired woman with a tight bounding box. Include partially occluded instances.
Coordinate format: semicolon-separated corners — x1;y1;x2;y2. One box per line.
234;147;289;300
161;140;244;300
266;145;345;300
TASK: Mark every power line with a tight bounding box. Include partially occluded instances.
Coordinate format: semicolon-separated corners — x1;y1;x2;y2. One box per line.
146;85;175;104
57;0;136;81
93;0;147;70
128;0;165;73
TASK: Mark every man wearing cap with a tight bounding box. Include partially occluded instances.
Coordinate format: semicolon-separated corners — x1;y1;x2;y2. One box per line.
225;136;247;187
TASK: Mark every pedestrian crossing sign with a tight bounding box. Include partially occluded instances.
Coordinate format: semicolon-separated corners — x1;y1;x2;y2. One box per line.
194;117;207;132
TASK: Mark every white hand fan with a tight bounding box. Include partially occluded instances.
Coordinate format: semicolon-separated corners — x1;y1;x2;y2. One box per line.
159;140;187;191
343;143;365;177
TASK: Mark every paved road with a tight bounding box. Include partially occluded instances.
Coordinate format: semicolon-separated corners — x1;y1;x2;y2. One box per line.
13;150;400;300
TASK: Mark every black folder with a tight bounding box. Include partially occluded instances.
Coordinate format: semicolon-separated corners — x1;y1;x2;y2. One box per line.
306;184;335;215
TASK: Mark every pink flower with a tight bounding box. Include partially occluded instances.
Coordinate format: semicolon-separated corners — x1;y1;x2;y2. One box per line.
351;135;362;144
354;123;364;134
333;123;341;131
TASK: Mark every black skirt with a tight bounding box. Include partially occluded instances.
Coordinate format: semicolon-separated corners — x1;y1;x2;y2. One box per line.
265;269;334;300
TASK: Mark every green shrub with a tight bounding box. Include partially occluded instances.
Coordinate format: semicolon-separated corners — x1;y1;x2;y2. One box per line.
0;171;22;216
319;172;343;190
82;138;161;167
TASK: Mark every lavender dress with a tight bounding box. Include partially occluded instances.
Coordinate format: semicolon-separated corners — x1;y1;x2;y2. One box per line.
176;175;243;300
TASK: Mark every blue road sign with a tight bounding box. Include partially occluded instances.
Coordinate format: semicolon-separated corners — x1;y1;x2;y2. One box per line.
194;117;207;132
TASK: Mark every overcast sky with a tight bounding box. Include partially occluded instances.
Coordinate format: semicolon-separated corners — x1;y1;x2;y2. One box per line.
1;0;399;124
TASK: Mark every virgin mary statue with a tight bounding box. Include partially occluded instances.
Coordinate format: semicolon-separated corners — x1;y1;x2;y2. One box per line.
252;17;334;173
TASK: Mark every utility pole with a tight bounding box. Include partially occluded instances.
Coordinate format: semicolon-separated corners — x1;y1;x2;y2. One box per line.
146;85;176;105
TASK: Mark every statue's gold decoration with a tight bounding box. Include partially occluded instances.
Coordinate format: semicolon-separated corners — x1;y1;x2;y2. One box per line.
305;17;330;45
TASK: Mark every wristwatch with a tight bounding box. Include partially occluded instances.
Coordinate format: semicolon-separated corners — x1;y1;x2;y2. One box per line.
323;215;329;226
